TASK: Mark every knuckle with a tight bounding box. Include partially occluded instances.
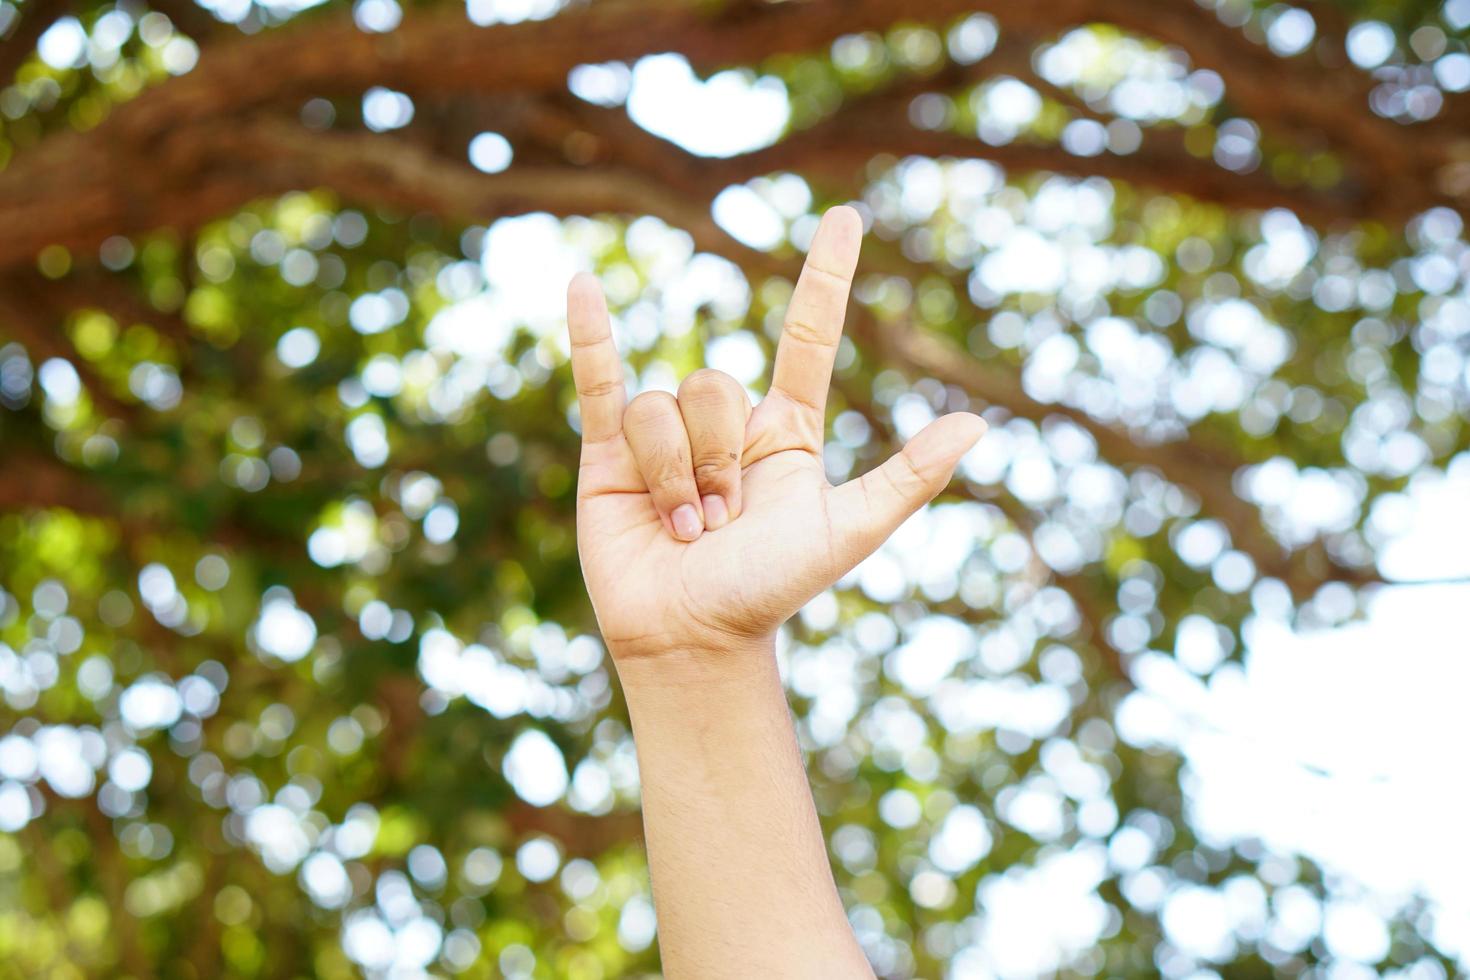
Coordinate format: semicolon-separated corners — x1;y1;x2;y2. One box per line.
631;440;693;493
804;262;851;286
887;452;929;496
781;314;832;348
624;390;677;425
569;333;609;350
692;454;737;481
677;368;741;403
646;467;693;495
577;377;621;398
767;394;824;437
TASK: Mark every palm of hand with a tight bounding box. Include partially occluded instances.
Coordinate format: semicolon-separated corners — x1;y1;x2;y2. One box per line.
578;401;845;653
567;208;985;660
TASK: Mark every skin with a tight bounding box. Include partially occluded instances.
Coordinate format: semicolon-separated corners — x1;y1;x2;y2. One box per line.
567;206;986;978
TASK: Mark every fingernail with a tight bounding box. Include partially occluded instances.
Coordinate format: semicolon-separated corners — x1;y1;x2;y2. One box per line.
702;494;729;530
671;504;703;541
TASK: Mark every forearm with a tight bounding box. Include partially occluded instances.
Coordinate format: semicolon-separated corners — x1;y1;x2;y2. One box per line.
569;210;974;977
615;642;873;979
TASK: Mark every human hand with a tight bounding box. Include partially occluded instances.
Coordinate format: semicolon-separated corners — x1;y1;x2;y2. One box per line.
568;207;986;660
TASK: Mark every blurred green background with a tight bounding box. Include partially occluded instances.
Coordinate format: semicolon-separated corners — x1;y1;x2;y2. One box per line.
1;0;1469;977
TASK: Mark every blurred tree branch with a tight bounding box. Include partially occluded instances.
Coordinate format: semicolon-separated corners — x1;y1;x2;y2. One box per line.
0;114;769;269
1;4;1464;973
147;0;225;46
0;92;1380;604
523;62;1387;227
854;310;1380;602
0;283;139;419
76;796;152;977
2;0;1465;269
0;0;68;86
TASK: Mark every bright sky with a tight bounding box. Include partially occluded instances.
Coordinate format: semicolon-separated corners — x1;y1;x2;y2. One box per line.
1133;477;1470;968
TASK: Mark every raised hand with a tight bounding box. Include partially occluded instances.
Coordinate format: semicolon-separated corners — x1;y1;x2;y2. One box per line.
568;206;986;660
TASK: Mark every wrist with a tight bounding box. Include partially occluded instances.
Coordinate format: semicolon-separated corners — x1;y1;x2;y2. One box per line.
609;631;778;693
605;621;775;664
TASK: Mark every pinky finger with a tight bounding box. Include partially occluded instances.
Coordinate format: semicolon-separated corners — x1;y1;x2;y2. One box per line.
567;273;626;444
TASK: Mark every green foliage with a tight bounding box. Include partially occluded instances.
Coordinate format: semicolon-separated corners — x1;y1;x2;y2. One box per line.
1;1;1468;978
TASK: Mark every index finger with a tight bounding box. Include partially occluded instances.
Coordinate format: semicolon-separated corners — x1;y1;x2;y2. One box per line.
769;206;863;423
567;272;626;443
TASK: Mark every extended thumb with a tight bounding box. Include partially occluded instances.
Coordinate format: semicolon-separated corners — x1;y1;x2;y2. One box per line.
828;411;987;566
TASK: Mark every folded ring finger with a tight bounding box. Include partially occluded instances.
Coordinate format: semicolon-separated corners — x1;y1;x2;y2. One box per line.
623;390;704;541
677;369;749;531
